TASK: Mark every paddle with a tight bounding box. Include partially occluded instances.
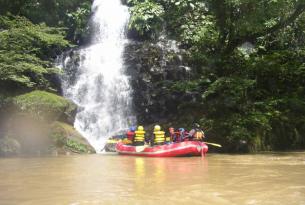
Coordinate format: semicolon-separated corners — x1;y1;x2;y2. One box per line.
204;142;222;147
135;144;148;152
106;139;118;144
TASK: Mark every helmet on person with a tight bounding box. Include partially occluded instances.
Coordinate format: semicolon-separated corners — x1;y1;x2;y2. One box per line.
178;128;185;132
137;126;144;131
130;126;136;132
154;125;161;131
193;123;200;128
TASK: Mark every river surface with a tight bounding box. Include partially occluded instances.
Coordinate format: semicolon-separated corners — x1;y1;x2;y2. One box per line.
1;153;305;205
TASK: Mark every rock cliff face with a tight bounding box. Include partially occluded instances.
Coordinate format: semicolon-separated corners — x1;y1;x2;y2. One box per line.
57;36;195;127
120;0;194;126
124;38;195;125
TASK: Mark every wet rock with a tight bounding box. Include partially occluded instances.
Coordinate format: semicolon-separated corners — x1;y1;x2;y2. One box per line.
0;136;20;157
50;122;95;154
5;115;55;155
124;39;195;124
58;49;82;87
0;116;95;156
121;0;128;6
0;90;95;156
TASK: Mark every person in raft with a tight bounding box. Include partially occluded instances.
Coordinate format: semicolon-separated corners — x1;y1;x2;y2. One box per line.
152;125;165;146
134;126;146;146
169;127;179;142
178;128;189;141
126;126;136;144
188;123;205;141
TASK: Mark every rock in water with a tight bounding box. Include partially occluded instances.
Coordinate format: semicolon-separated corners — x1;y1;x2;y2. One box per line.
0;136;20;157
50;122;95;154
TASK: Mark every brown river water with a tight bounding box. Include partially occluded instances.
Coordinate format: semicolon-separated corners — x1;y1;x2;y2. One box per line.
1;153;305;205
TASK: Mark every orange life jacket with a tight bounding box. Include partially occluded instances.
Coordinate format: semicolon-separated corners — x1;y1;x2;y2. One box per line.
194;131;204;140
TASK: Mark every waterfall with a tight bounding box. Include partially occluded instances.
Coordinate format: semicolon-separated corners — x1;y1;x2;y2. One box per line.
58;0;136;152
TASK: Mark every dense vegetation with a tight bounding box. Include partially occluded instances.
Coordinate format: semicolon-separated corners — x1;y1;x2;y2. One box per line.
0;0;91;92
128;0;305;151
0;15;69;93
1;0;304;153
0;0;94;156
0;0;91;42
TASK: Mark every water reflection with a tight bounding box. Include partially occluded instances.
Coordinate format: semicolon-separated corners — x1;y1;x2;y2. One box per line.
135;158;145;176
133;156;209;193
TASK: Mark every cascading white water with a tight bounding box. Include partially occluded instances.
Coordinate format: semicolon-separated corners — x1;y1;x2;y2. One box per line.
59;0;136;152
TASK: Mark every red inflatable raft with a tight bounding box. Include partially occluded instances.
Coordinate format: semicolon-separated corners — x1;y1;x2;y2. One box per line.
115;141;208;157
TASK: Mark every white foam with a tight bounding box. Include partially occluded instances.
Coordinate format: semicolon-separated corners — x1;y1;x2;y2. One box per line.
60;0;136;152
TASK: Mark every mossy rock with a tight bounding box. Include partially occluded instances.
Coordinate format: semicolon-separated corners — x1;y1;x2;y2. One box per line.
0;94;7;109
13;91;77;123
0;117;95;156
50;121;95;154
0;93;12;111
0;136;21;156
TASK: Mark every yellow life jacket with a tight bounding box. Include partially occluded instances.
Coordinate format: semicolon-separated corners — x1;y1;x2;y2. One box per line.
154;131;165;143
134;130;145;142
122;139;132;144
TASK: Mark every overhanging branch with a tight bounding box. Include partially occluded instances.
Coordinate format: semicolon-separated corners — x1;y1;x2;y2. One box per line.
225;2;305;53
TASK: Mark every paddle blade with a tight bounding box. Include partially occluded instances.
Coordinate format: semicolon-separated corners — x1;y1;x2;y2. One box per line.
205;142;222;147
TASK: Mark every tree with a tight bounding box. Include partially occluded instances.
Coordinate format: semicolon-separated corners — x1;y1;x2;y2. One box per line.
128;0;305;151
0;0;92;42
0;16;69;91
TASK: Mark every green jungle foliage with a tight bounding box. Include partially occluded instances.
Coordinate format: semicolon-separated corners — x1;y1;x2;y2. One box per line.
0;0;304;152
0;1;93;155
129;0;305;151
0;0;91;42
13;91;77;122
128;0;165;36
0;15;69;92
0;0;92;93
